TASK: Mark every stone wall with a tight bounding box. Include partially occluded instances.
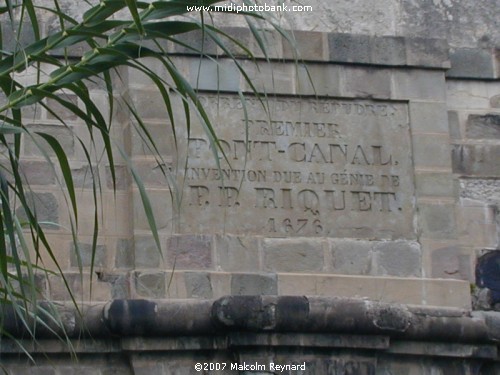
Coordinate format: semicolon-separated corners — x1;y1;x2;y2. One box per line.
4;22;498;309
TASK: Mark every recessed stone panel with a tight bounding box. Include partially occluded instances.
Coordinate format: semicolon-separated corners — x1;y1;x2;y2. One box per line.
175;94;415;240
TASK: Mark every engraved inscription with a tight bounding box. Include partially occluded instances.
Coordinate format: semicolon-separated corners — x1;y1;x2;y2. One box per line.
175;95;415;239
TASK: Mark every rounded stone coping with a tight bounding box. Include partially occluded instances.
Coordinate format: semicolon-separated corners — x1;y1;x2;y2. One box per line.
2;296;500;343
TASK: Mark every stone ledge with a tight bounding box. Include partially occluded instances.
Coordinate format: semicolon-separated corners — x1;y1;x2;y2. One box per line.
447;48;499;80
1;296;499;344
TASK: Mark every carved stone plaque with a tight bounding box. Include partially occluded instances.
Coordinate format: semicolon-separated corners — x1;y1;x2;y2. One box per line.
175;94;415;239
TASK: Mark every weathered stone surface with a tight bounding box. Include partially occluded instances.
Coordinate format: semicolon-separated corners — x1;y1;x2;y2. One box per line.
466;114;500;139
115;238;134;269
447;48;496;79
278;274;471;308
167;235;212;270
231;273;277;295
24;124;75;157
412;134;452;169
371;36;406;66
415;172;455;197
330;240;372;275
19;160;56;185
16;192;59;228
134;272;166;299
418;204;457;239
452;144;500;177
188;59;241;92
431;245;471;280
134;236;162;268
175;93;415;239
448;110;461;140
296;63;342;96
409;101;449;134
70;243;107;268
46;94;79;121
392;70;446;100
283;30;325;61
405;37;450;68
172;29;218;54
263;239;324;272
341;67;391;99
328;33;371;64
185;272;212;298
215;235;259;272
373;241;422;277
106;165;131;190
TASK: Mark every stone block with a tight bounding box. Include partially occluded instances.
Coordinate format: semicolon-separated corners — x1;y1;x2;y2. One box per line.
103;193;133;237
71;165;94;189
283;30;325;60
115;238;134;269
189;59;240;91
277;274;471;308
134;235;162;268
241;61;294;94
296;63;342;96
466;114;500;139
128;89;171;121
414;172;455;197
431;245;471;280
46;94;79;121
215;235;259;272
106;165;131;190
249;29;283;59
373;241;422;277
210;272;232;298
329;33;371;64
127;56;184;87
406;37;450;68
130;122;175;157
218;27;253;57
109;274;130;299
132;160;173;187
19;160;56;185
167;235;213;270
70;242;107;268
418;203;457;239
134;271;166;298
412;134;452;169
447;81;499;109
231;273;277;295
184;272;212;298
164;271;188;299
172;29;217;54
263;239;324;273
452;144;500;177
330;240;373;275
24;124;75;157
341;67;391;99
459;178;500;204
48;273;111;301
1;22;35;52
409;102;449;134
448;111;462;140
447;48;495;79
392;70;446;100
133;189;173;231
492;94;500;108
16;192;59;228
371;36;406;66
457;206;498;248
